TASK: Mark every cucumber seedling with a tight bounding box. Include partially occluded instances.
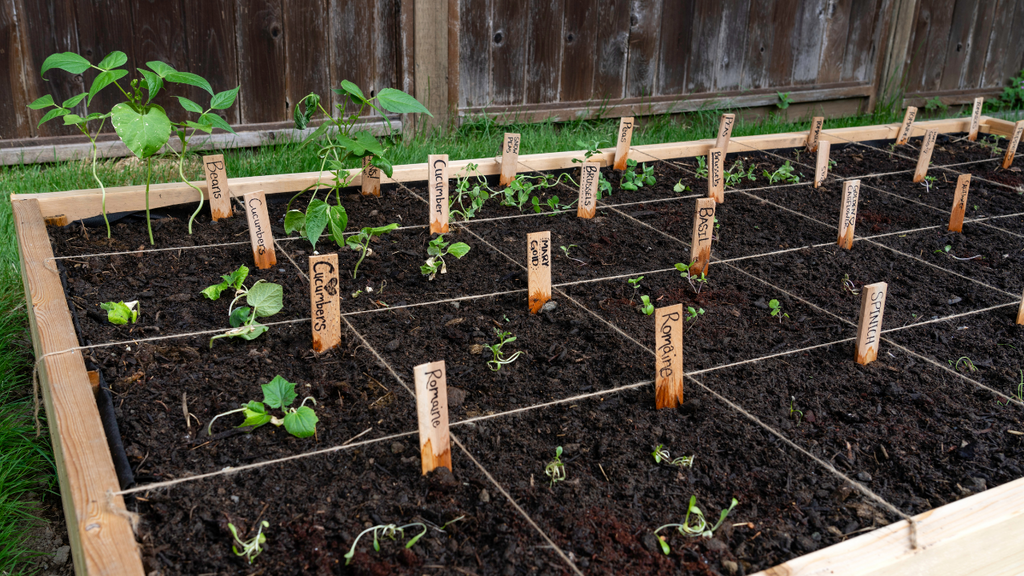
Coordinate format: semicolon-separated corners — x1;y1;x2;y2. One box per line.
768;299;788;322
228;521;269;564
203;265;283;347
207;375;319;438
685;306;705;322
673;180;691;193
421;234;472;280
655;495;739;552
545;446;566;487
99;300;139;325
345;223;399;279
485;328;523;371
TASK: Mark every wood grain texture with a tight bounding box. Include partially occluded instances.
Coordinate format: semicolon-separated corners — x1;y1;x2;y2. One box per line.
654;304;684;409
959;0;996;90
837;179;860;249
490;0;527;106
625;0;663;98
525;0;563;105
687;1;723;94
767;0;799;88
560;0;599;103
500;132;520;185
593;0;630;100
855;282;887;365
361;156;381;197
309;254;341;353
742;0;777;90
283;0;329;124
577;161;599;218
707;147;724;203
657;0;694;96
428;154;449;233
202;154;232;220
19;0;83;137
814;140;830;187
840;0;880;83
13;198;144;576
715;0;750;92
895;106;917;145
527;231;551;314
184;0;240;125
791;0;827;85
913;128;936;182
458;0;489;107
1018;289;1024;325
0;0;31;139
70;0;136;128
236;0;286;123
817;0;853;85
947;173;969;233
1002;120;1023;169
242;190;277;269
981;0;1015;89
689;197;715;275
613;117;634;170
906;0;956;93
939;0;976;91
414;360;451;475
416;0;449;126
132;0;192;122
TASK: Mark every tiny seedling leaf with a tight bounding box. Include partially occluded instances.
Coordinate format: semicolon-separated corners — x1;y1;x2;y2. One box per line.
447;242;471;258
246;282;283;317
375;87;433;116
283;405;319;438
41;52;91;77
262;376;298;410
229;306;251;328
240;401;272;429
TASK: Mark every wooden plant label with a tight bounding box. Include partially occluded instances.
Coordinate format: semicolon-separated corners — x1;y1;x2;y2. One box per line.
243;190;276;269
309;254;341;352
500;132;520;186
948;174;971;233
968;97;983;142
414;360;452;475
715;113;735;152
1017;288;1024;325
913;130;938;183
362;156;381;197
837;179;860;250
689;198;716;276
708;147;724;203
654;304;684;409
613;117;634;170
527;231;551;314
815;140;830;188
896;106;917;145
203;154;232;221
806;116;824;152
1003;120;1024;169
577;162;600;218
429;154;449;234
855;282;887;365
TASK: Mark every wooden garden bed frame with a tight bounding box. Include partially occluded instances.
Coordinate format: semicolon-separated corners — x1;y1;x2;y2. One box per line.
13;116;1023;576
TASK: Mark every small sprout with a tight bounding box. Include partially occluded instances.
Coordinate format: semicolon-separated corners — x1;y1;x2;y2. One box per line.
620;159;656;190
828;158;838;170
486;328;522;371
675;263;708;294
789;396;804;424
949;356;978;373
842;274;861;295
672;180;690;193
229;521;269;564
420;234;472;280
652;444;695;468
934;244;952;255
560;244;577;257
203;265;283;347
685;306;705;322
640;295;655;316
694;155;709;179
544;446;566;487
627;275;643;301
207;375;319;439
343;522;428;565
997;370;1024;406
100;300;139;325
351;289;363;299
768;299;789;322
655;495;739;553
763;161;800;184
345;223;400;279
723;159;757;187
921;175;937;193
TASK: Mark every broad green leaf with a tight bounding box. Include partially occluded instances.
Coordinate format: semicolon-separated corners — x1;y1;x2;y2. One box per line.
284;210;306;236
235;322;267;341
175;96;204;114
351;130;385;156
246;282;283;317
367;223;399;237
447;242;471;259
294;93;320;130
37;108;68;127
201;281;229;300
62;93;87;109
166;71;213;95
184;120;214;133
229;306;252;328
27;95;55;110
371;155;393;179
240;401;272;429
100;301;133;325
304;199;330;249
376;87;432;116
41;52;91;77
345;235;364;251
224;265;249;289
97;51;128;70
283;405;318;438
88;69;128;105
198;112;234;134
110;102;171;159
210;85;240;110
138;69;163;100
299;121;329;147
326;204;348;244
146;60;177;78
338;79;366;103
62;114;84;126
262;375;297;409
84;112;110;122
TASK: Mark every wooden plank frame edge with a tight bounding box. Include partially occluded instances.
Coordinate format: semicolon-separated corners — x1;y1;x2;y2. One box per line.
14;118;983;224
13;198;144;576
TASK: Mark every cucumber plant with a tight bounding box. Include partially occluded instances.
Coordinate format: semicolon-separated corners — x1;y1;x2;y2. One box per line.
207;375;319;438
202;265;283;346
421;235;471;280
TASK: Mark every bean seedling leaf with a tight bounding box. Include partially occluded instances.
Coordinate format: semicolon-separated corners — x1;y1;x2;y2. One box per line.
138;69;163;100
210;86;240;110
240;401;272;429
246;282;283;317
28;95;55;110
165;71;213;95
304;199;330;249
327;205;349;243
338;79;367;103
262;376;297;410
87;69;128;106
110;102;171;159
175;96;204;114
376;88;433;116
198;112;234;134
96;51;128;70
283;405;318;438
284;210;306;236
41;52;91;77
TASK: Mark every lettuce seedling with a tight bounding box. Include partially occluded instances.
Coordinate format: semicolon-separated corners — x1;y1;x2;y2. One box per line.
100;300;139;325
421;235;472;280
345;223;399;279
202;265;283;347
207;375;319;438
655;495;739;553
228;521;268;564
640;295;654;316
485;328;523;371
544;446;566;487
768;299;789;322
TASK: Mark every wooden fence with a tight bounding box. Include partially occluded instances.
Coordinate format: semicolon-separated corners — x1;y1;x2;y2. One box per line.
1;0;1022;149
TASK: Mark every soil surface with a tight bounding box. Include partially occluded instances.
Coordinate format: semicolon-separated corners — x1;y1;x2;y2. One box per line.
42;131;1024;574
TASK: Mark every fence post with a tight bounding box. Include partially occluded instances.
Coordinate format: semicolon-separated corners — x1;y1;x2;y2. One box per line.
871;0;919;113
414;0;452;133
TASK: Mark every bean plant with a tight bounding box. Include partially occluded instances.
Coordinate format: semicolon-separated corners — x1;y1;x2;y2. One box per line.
202;265;283;346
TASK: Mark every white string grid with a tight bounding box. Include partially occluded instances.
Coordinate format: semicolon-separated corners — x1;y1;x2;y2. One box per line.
32;130;1024;566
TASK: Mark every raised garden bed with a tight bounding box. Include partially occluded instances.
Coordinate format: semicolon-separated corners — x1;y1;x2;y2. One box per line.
13;116;1024;576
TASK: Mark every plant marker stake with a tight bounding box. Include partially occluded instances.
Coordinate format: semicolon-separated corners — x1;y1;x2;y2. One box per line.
429;154;449;234
203;154;232;221
896;106;917;145
578;162;599;218
806;116;824;152
913;129;938;183
968;97;983;142
715;113;735;152
1017;288;1024;325
689;198;716;276
309;254;341;353
708;147;724;203
613;117;634;171
361;156;381;197
1003;120;1024;169
527;231;551;314
654;304;684;409
948;174;971;233
837;179;860;250
243;190;276;269
500;133;520;186
855;282;887;365
815;140;830;188
414;360;452;475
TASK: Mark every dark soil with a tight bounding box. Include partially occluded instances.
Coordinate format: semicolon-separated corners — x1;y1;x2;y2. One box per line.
42;132;1024;575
